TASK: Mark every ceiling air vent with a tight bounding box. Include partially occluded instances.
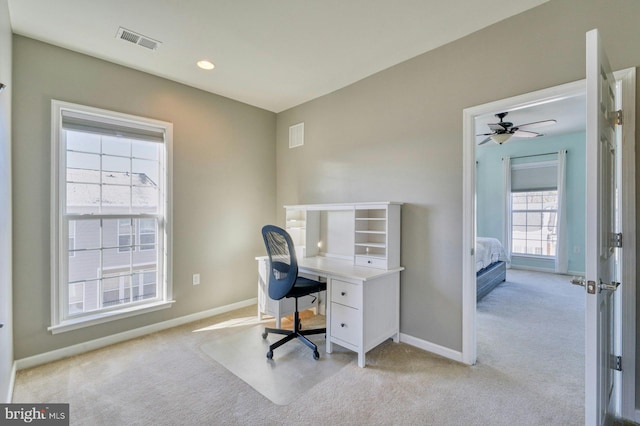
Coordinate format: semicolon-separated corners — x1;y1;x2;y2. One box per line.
116;27;161;51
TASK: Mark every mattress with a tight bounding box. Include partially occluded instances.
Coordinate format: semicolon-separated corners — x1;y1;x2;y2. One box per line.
476;237;509;273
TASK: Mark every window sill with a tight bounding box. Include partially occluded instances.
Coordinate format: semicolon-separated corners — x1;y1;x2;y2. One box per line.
48;300;176;334
511;254;555;260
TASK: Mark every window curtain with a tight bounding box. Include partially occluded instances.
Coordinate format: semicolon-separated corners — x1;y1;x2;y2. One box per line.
503;156;512;256
555;150;568;273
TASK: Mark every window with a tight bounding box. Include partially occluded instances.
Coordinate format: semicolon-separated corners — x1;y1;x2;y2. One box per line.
511;190;558;257
118;219;134;252
50;100;174;333
139;218;156;251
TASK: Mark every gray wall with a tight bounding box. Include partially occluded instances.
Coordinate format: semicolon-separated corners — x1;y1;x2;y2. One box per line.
275;0;640;395
12;36;277;358
0;0;13;402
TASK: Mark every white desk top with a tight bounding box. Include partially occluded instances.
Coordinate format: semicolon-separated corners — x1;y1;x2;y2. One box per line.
256;255;403;282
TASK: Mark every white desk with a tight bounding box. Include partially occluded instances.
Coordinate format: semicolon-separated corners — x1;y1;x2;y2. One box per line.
257;256;403;367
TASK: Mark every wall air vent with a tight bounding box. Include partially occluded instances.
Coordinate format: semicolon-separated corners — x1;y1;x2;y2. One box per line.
289;122;304;148
116;27;161;51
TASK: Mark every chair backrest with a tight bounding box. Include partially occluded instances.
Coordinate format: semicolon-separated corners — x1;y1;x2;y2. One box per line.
261;225;299;300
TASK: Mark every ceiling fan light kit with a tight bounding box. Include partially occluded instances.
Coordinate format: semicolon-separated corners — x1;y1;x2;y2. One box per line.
477;111;557;146
490;133;512;144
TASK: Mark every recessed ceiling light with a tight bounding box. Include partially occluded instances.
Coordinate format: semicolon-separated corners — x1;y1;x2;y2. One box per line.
197;60;215;70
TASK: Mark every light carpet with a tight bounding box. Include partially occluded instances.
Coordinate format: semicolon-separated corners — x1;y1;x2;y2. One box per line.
199;321;352;405
12;270;586;425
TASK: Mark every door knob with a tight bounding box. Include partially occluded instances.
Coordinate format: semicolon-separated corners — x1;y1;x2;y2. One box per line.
570;276;585;287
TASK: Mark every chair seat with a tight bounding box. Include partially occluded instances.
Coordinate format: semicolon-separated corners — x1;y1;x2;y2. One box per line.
285;276;327;299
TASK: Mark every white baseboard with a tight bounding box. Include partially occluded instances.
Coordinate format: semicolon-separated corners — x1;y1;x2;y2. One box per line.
400;333;463;364
15;297;257;371
6;362;15;403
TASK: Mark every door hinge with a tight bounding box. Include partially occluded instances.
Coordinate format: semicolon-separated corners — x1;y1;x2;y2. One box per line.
610;232;622;248
610;355;622;372
616;109;623;125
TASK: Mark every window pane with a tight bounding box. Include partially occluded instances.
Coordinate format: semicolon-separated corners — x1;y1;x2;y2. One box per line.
132;141;159;160
68;249;100;283
102;274;131;308
528;240;543;255
70;219;101;251
512;212;526;226
101;136;130;156
116;220;133;252
102;184;131;211
512;225;527;235
69;282;85;315
512;194;527;210
103;247;130;272
133;187;158;211
133;246;157;266
526;212;542;228
528;194;542;210
133;270;157;301
67;152;100;183
67;183;100;213
133;158;159;185
102;155;131;181
67;131;100;153
138;218;157;251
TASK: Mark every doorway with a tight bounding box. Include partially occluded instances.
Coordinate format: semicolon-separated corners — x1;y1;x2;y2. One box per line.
461;70;637;419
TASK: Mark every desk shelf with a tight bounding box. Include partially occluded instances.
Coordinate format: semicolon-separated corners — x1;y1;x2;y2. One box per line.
284;202;401;270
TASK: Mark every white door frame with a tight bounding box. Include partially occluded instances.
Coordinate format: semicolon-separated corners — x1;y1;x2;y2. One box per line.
461;70;636;419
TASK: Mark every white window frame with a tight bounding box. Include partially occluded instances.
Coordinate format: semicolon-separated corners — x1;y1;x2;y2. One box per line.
49;100;174;334
510;189;559;258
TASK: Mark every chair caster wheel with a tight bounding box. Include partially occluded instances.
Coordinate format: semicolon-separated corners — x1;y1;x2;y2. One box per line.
262;332;268;339
313;351;320;360
266;350;273;359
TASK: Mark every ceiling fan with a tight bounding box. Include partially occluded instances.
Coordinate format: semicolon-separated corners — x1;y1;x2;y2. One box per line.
477;112;557;145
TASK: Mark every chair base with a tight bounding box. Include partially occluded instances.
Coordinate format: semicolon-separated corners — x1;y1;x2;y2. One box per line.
262;300;325;360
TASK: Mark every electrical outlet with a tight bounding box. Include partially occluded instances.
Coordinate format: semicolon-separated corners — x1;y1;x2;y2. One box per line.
192;273;200;285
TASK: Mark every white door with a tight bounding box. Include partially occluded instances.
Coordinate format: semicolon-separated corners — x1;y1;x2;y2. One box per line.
584;28;620;425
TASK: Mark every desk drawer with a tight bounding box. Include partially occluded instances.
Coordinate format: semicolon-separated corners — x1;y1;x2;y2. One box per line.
331;279;360;308
355;255;387;269
330;302;360;345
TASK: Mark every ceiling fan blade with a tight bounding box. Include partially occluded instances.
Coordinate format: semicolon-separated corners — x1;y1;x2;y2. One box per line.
478;137;493;145
516;119;557;130
476;132;494;136
513;130;541;138
488;123;508;131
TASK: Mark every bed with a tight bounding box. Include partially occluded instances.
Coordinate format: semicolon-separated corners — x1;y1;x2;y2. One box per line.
476;237;509;301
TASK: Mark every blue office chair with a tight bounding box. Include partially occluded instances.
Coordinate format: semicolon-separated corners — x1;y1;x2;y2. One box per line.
261;225;326;360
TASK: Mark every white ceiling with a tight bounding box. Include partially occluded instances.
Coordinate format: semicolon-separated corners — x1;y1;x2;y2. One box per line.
7;0;548;112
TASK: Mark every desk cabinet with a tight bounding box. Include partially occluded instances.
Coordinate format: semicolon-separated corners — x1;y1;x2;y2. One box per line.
327;274;400;368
